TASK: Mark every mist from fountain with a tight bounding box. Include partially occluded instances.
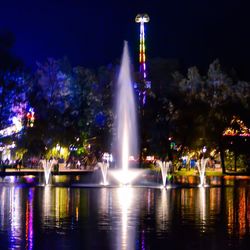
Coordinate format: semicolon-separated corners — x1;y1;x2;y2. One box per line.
156;160;171;188
112;41;139;185
197;157;209;187
97;161;109;186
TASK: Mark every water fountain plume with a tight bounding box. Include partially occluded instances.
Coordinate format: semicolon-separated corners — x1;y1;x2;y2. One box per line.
97;161;109;186
197;157;209;187
113;41;138;185
156;160;171;188
40;159;55;185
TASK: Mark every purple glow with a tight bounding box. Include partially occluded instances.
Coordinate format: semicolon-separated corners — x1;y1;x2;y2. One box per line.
25;189;34;250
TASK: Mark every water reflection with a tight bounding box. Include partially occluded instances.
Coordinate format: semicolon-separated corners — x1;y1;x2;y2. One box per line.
10;187;23;249
116;187;136;250
25;189;34;250
0;187;35;249
42;186;52;225
198;187;206;232
225;187;250;239
0;182;249;249
42;187;78;230
156;188;171;232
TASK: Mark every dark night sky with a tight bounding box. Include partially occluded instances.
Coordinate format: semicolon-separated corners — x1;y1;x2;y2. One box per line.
1;0;250;79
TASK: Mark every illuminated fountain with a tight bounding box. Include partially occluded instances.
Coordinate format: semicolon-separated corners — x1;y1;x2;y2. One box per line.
97;161;109;186
40;159;56;185
112;41;139;185
197;157;209;187
156;160;171;188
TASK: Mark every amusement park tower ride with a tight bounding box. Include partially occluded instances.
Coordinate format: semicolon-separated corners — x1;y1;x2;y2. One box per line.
135;13;151;106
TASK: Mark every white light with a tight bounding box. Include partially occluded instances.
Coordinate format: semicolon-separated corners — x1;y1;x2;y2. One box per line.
111;169;141;185
146;156;154;161
135;14;150;23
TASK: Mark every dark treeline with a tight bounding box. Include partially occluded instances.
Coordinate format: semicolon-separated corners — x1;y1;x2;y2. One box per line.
1;32;250;172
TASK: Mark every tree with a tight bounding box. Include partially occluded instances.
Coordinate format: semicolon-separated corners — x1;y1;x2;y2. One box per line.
171;60;250;173
32;58;75;149
0;31;29;144
140;58;180;158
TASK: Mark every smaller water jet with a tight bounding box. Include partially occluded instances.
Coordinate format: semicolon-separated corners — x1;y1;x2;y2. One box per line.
97;161;109;186
197;157;209;187
40;159;56;185
156;160;172;188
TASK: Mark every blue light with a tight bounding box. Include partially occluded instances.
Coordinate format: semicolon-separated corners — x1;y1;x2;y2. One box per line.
95;112;106;127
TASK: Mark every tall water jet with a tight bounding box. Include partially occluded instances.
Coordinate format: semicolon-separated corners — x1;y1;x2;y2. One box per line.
113;41;139;185
156;160;171;188
197;157;209;187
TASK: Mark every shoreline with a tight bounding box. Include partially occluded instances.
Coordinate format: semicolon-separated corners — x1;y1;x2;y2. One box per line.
1;167;250;177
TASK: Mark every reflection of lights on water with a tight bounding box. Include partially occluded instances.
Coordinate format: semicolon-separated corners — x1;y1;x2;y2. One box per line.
238;188;247;238
10;187;21;248
181;189;194;208
43;187;71;226
54;188;69;226
9;176;16;183
6;187;34;250
24;175;36;184
55;188;60;224
199;187;206;233
118;186;133;208
226;188;248;238
54;175;68;182
156;188;170;232
76;207;79;221
75;189;80;222
225;188;234;236
117;187;134;250
25;189;34;250
209;188;221;213
141;230;146;250
99;188;111;226
0;188;6;223
43;186;52;221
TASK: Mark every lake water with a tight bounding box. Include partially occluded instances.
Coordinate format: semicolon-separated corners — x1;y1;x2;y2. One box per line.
0;174;249;250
